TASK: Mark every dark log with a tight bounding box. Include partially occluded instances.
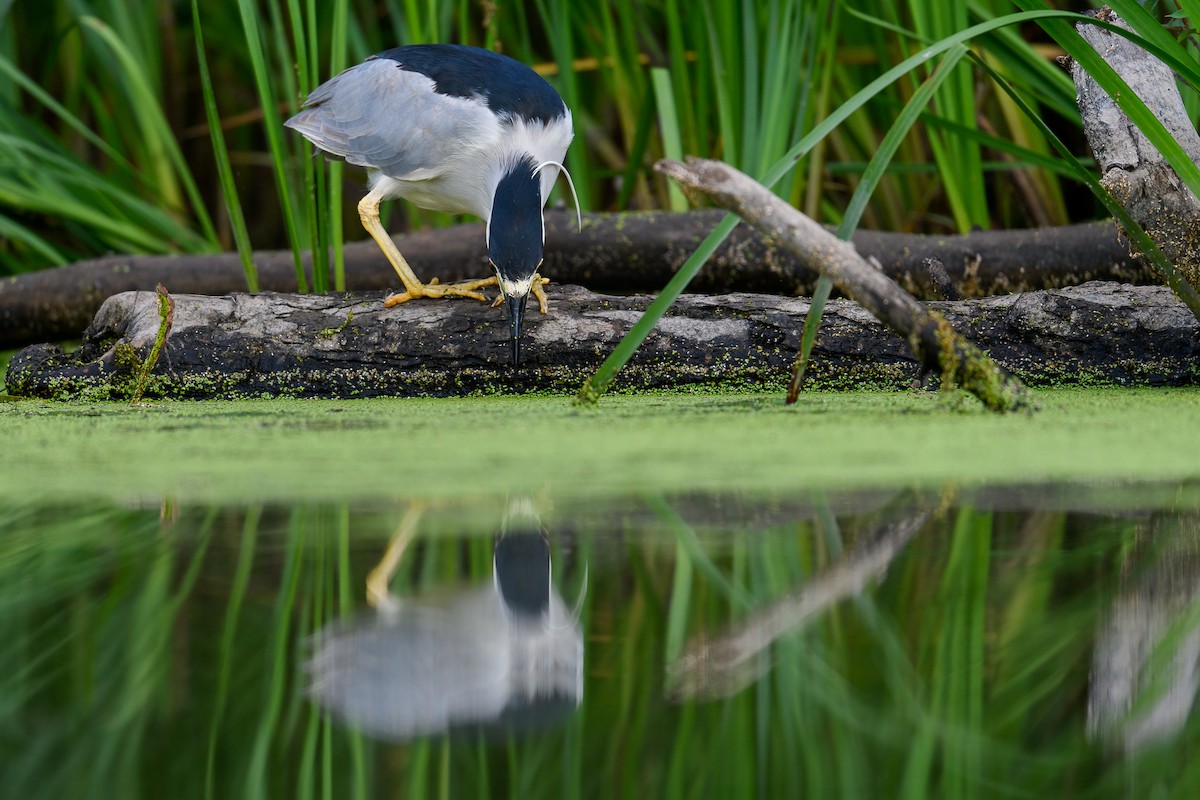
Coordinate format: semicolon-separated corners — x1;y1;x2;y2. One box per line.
0;210;1144;349
5;282;1197;401
656;158;1032;411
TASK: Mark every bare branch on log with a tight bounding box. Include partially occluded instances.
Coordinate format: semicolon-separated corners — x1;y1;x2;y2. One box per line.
0;211;1144;349
655;157;1032;412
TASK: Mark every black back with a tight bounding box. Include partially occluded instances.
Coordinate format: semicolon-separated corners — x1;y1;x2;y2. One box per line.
372;44;566;125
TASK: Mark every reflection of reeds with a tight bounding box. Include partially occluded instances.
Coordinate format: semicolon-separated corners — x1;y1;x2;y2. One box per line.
8;495;1200;797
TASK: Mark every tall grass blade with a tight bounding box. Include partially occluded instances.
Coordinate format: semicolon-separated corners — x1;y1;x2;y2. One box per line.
192;1;259;291
0;136;208;252
235;0;309;292
0;213;65;266
204;507;261;800
328;0;350;291
650;67;687;212
0;53;142;185
532;0;592;213
908;2;989;231
245;510;306;798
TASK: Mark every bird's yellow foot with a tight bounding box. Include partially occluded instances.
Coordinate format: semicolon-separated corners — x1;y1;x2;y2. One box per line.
489;275;551;313
383;275;498;307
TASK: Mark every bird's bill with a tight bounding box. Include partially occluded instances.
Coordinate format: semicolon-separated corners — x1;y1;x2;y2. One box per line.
506;290;530;367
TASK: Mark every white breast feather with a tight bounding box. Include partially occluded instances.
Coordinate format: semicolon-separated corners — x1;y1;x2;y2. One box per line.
371;111;573;221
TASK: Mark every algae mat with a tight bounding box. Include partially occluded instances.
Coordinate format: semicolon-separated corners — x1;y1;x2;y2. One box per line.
2;388;1200;504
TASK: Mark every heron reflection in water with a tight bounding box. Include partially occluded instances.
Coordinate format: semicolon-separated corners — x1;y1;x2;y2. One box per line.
306;499;584;741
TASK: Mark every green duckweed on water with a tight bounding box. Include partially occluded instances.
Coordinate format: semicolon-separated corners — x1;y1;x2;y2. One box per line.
1;386;1199;504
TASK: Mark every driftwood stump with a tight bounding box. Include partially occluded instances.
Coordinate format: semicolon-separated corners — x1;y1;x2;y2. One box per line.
5;282;1197;400
1072;8;1200;291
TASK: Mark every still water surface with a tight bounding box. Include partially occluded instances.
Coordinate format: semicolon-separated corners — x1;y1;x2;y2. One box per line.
4;483;1200;798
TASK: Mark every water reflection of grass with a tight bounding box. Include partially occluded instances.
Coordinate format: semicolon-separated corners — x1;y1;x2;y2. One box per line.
3;496;1199;798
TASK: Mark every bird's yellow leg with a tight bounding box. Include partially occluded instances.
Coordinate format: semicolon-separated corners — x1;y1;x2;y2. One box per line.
357;192;497;307
532;275;550;314
366;502;426;611
489;274;551;314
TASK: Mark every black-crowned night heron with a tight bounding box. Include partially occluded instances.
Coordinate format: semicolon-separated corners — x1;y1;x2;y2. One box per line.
285;44;578;366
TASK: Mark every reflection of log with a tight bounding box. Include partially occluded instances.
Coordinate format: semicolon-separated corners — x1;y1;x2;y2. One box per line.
657;157;1031;411
0;210;1144;349
5;281;1197;400
667;505;933;700
1088;513;1200;754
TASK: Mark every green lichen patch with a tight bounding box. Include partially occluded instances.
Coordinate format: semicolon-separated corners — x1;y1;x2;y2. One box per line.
318;310;355;339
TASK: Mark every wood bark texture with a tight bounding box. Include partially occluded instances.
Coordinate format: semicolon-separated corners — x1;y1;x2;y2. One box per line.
5;282;1196;400
1072;8;1200;288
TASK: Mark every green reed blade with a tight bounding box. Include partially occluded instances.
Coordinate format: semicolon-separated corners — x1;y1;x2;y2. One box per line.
329;0;349;291
205;507;260;800
0;213;65;267
192;1;259;291
650;68;687;212
245;509;305;798
702;0;739;168
235;0;308;292
0;53;144;187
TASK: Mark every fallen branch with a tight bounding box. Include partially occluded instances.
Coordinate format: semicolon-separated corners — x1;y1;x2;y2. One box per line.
0;211;1144;349
656;158;1033;412
5;282;1196;400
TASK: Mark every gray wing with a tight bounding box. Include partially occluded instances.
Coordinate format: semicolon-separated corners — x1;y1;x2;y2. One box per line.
285;59;501;180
